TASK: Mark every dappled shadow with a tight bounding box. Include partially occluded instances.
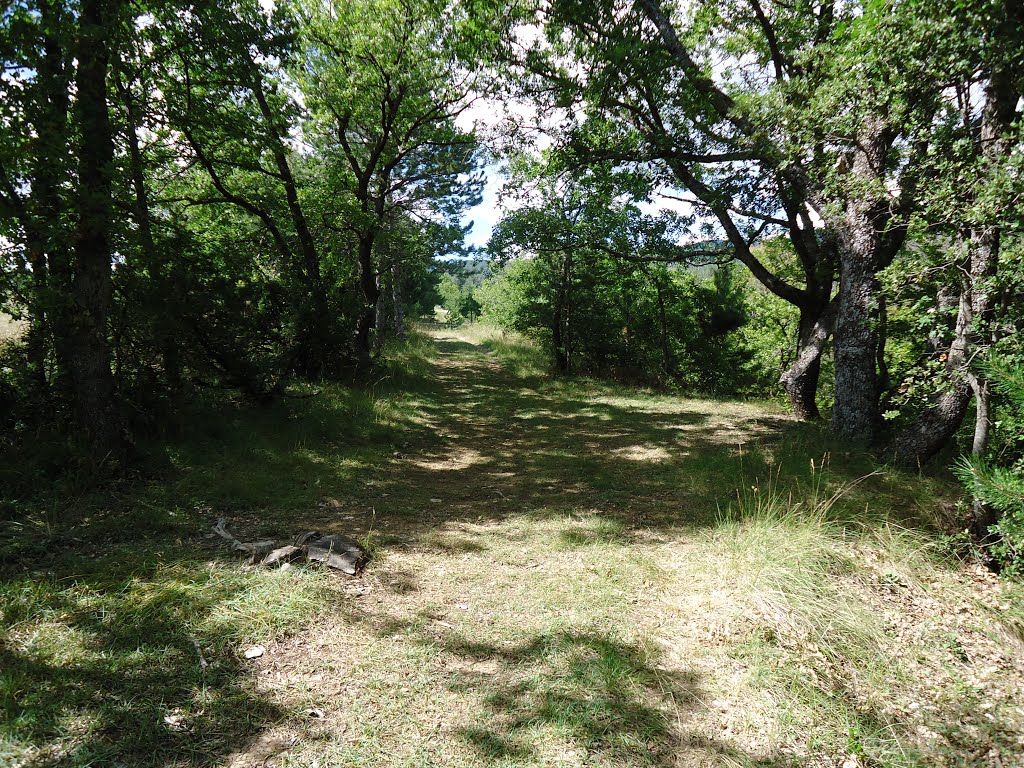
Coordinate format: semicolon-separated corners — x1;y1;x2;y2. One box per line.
0;556;287;767
446;630;698;765
309;330;954;546
313;598;797;767
0;327;963;767
435;338;487;356
82;327;953;555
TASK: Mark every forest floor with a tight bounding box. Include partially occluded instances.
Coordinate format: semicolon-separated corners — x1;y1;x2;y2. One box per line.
2;325;1024;768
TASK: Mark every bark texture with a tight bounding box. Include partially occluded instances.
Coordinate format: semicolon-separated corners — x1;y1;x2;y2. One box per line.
831;122;896;441
391;257;406;339
890;64;1017;467
354;234;381;370
68;0;127;462
780;299;837;421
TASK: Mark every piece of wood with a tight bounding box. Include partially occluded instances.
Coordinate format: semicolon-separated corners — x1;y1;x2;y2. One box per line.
212;518;242;548
261;544;304;567
293;530;321;547
304;534;368;575
245;540;278;564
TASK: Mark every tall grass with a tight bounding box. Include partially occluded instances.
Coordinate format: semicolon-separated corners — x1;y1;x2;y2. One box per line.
703;465;948;765
456;323;550;378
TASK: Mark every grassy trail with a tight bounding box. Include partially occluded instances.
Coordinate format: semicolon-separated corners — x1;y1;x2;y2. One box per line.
2;327;1023;768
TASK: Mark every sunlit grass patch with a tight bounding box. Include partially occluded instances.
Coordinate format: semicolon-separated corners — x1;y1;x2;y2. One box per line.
0;551;333;767
662;471;1024;766
377;329;439;394
457;631;690;766
455;323;550;379
4;326;1021;768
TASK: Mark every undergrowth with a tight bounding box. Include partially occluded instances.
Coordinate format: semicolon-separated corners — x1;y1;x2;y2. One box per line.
1;326;1021;768
700;465;1022;766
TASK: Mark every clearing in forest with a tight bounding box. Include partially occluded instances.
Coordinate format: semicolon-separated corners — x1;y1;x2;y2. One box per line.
2;327;1023;768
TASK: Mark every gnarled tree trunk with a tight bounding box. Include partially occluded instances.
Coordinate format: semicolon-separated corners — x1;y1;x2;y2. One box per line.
780;299;837;421
890;64;1016;470
831;122;897;442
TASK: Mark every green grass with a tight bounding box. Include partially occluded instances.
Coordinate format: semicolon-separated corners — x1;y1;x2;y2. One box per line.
1;324;1021;768
0;551;333;766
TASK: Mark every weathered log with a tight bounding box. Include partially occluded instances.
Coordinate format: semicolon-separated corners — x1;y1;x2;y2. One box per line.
304;534;368;575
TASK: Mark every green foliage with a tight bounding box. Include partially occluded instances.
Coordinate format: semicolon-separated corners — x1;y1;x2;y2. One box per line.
0;0;492;461
481;162;763;391
477;260;533;330
478;250;763;394
438;273;466;322
954;356;1024;572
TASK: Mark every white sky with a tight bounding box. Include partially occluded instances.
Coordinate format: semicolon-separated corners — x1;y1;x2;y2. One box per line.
463;168;504;248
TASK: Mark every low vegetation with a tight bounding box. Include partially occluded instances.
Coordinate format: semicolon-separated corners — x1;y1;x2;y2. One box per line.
3;328;1021;768
2;2;1022;764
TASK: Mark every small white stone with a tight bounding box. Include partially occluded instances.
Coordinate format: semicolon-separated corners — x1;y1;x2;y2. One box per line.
244;645;266;659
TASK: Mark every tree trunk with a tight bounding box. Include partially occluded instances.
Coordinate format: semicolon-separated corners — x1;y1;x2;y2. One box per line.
891;282;973;466
354;234;380;370
391;256;406;339
971;373;991;457
372;274;388;356
116;68;182;389
780;299;836;421
552;253;572;374
25;237;51;395
69;0;127;462
25;0;72;398
966;225;1000;538
968;373;998;538
831;123;894;442
890;63;1015;469
831;247;882;441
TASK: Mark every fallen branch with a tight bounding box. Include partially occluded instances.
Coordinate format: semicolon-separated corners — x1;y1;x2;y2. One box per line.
212;518;277;562
210;519;369;574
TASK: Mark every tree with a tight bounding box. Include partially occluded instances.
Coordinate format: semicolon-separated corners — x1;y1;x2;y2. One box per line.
955;356;1024;570
513;0;992;438
0;0;128;461
297;0;484;368
510;0;839;418
488;160;752;384
890;0;1024;468
158;0;340;380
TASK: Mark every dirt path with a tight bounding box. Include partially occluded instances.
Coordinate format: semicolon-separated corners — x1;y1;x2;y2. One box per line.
226;328;812;767
6;328;1022;768
220;331;843;768
218;327;1024;768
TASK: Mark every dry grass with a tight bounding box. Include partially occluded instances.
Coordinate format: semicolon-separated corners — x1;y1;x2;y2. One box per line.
0;313;25;344
3;325;1023;768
